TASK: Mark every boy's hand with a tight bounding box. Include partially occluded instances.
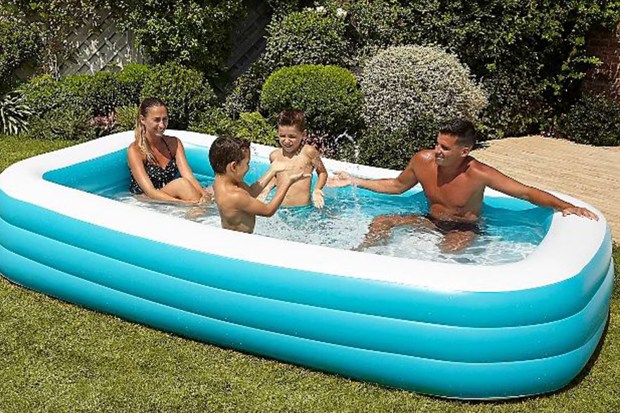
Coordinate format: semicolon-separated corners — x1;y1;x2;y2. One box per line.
326;171;352;188
312;189;325;208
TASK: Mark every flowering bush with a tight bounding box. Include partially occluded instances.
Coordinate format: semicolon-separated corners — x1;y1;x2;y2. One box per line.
358;45;487;168
362;45;487;135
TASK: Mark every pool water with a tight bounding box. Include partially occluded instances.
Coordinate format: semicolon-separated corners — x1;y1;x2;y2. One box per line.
99;158;551;265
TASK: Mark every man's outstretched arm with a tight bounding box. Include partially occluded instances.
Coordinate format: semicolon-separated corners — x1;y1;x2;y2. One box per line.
327;153;419;194
480;163;598;220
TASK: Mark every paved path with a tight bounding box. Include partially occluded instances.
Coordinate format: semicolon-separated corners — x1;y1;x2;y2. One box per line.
472;136;620;242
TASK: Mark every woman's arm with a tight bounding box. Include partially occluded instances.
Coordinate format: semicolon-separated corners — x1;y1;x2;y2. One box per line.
127;144;185;203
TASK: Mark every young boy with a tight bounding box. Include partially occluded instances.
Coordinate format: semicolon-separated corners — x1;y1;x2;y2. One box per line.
264;109;328;208
209;136;309;234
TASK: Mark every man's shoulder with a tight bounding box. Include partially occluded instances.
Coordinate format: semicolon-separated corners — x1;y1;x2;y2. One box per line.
412;149;435;164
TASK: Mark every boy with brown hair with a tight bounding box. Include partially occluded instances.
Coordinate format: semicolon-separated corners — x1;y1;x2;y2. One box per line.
263;109;328;208
209;136;309;233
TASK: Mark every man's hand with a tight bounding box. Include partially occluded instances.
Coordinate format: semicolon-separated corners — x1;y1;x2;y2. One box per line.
561;206;599;221
312;189;325;208
326;171;353;188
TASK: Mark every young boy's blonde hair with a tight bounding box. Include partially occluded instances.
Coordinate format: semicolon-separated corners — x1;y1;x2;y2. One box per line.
277;109;306;131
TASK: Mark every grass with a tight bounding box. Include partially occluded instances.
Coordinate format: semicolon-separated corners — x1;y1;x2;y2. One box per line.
1;136;619;412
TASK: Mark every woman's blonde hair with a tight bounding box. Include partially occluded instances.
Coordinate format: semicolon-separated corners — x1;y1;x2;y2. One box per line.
134;97;167;163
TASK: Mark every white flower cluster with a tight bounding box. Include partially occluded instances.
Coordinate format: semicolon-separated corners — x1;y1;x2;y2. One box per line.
361;45;488;135
305;6;347;18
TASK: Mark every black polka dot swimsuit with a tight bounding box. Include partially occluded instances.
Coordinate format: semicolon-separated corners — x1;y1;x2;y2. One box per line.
129;138;180;194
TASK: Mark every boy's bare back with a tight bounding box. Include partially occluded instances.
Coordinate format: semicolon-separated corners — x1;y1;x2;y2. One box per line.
213;177;258;233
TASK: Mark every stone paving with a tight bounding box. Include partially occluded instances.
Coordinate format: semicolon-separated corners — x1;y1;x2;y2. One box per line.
472;136;620;242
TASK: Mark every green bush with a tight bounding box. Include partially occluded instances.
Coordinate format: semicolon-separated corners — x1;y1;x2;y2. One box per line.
115;0;247;81
27;107;94;141
141;62;216;130
224;58;271;117
20;75;65;114
116;64;151;108
263;6;351;69
21;72;127;117
115;105;138;132
0;15;41;93
555;95;620;146
190;108;278;146
260;65;363;139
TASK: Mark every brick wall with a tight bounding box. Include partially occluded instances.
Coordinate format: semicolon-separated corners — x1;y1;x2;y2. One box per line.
583;23;620;102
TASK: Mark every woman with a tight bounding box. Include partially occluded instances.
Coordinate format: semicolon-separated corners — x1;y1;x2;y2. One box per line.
128;97;211;204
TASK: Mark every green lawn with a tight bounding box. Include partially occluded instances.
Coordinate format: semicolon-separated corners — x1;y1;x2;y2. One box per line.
1;136;618;412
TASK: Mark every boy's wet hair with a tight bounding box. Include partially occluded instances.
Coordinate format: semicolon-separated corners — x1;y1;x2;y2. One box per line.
209;136;250;174
439;119;477;148
277;109;306;131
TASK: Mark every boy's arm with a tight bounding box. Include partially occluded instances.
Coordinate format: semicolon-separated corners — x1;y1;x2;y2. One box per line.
308;147;328;208
240;172;310;217
247;161;287;197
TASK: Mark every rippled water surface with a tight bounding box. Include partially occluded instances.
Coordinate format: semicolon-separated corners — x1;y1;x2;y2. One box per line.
100;163;550;266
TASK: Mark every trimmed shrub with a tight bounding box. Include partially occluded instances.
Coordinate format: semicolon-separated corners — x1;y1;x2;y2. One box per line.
27;107;95;141
555;95;620;146
260;65;363;139
359;45;486;168
20;75;66;114
141;62;216;129
115;105;138;132
116;64;151;108
190;109;278;147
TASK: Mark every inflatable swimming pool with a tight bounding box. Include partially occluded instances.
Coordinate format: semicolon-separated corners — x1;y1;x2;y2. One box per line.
0;131;613;399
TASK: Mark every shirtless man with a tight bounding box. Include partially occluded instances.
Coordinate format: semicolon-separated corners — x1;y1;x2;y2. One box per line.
263;109;328;208
328;119;598;252
209;136;309;234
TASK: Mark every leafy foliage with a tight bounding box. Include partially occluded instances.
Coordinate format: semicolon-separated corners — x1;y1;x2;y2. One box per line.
0;92;32;135
263;6;350;69
190;108;278;146
3;0;111;77
140;62;216;130
556;94;620;146
27;106;94;141
260;65;363;139
358;45;486;169
115;0;247;82
336;0;620;138
0;9;41;93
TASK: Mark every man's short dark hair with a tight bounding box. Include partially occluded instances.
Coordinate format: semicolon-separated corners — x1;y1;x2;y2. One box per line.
209;136;250;174
439;119;477;148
